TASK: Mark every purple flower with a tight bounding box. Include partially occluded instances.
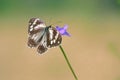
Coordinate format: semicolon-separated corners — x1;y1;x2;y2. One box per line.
56;25;70;37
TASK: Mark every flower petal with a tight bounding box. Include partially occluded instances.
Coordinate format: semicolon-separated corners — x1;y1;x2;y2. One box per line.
63;25;68;30
56;25;70;37
63;31;71;36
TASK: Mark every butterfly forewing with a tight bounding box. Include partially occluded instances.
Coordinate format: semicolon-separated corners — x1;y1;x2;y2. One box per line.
28;18;46;34
28;18;46;48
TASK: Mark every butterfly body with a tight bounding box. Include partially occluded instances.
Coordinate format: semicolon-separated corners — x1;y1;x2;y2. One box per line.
27;18;62;54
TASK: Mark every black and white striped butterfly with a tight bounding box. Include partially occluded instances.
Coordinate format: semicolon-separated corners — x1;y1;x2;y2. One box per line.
27;18;62;54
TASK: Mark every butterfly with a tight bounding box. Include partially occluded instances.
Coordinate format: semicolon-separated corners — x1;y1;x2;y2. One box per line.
27;18;62;54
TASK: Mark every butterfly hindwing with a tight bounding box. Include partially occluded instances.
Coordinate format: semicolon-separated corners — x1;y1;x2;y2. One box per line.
37;44;48;54
47;27;62;48
37;32;48;54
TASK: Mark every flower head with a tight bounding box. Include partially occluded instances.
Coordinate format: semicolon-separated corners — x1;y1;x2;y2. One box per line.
56;25;70;37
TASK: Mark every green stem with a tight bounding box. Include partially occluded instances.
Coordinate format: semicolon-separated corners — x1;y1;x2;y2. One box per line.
59;45;78;80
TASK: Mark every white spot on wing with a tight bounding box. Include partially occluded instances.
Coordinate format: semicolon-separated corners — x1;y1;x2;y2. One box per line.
39;24;46;28
53;39;56;43
49;29;53;40
30;28;33;31
29;25;33;31
34;24;46;30
50;41;53;44
55;31;59;40
34;25;40;29
30;25;33;28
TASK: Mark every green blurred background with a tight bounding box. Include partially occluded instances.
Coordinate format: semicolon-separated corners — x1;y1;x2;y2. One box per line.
0;0;120;80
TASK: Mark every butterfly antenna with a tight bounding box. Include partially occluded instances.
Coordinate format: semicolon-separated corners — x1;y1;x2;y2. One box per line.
50;21;62;26
47;17;52;26
47;17;62;26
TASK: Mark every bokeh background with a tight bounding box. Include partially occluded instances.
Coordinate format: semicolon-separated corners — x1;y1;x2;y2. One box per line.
0;0;120;80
